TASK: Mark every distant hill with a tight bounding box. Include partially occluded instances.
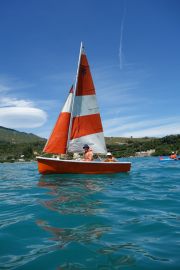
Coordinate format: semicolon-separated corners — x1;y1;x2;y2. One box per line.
105;136;156;145
106;134;180;157
0;126;47;162
0;126;46;144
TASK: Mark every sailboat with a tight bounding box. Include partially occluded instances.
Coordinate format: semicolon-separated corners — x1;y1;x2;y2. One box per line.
37;43;131;174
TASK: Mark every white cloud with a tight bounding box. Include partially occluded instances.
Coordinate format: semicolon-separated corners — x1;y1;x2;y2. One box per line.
0;97;34;108
0;75;35;92
103;115;140;130
0;84;11;93
103;115;180;138
0;75;48;129
121;123;180;138
0;107;47;128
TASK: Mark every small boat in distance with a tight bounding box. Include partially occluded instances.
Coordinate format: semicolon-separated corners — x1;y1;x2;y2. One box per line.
159;157;180;162
37;43;131;174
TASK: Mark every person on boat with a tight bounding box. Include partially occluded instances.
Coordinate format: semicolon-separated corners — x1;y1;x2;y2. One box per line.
82;144;93;161
170;152;177;159
104;152;117;162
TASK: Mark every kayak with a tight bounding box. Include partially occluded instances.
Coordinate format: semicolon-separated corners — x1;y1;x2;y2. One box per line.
159;157;180;161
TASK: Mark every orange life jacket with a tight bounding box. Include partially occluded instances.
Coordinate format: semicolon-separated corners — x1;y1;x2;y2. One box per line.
170;154;177;159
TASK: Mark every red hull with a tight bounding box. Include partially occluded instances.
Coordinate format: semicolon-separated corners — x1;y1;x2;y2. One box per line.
37;157;131;174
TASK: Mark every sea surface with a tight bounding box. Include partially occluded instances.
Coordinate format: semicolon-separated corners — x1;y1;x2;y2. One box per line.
0;157;180;270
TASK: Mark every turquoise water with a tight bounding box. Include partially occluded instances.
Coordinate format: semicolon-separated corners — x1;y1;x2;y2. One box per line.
0;158;180;270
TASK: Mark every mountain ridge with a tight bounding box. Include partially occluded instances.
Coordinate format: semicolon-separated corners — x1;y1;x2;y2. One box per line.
0;126;46;144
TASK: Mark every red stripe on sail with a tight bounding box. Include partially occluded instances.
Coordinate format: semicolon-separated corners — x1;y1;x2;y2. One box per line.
70;114;103;139
69;85;74;93
43;112;71;154
76;54;95;96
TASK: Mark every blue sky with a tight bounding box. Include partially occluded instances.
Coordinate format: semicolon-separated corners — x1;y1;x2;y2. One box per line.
0;0;180;138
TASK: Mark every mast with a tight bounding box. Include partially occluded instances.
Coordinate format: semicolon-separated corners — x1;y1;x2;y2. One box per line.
66;42;84;153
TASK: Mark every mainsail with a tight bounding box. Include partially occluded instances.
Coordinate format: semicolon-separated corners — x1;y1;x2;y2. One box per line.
68;44;107;154
44;43;107;155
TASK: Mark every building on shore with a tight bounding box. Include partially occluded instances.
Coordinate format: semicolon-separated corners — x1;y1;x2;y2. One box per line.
135;149;155;157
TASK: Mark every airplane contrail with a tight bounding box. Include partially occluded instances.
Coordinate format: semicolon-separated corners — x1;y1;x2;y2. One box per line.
119;3;127;70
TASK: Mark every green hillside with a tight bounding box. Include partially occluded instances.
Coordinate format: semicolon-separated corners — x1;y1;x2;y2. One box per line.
0;126;46;162
0;126;45;143
106;135;180;157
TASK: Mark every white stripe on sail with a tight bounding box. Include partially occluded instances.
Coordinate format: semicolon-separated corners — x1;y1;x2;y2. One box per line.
73;95;99;116
62;93;73;113
68;132;107;154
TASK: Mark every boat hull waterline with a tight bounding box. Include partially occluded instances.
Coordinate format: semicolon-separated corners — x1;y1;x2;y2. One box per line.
37;157;131;174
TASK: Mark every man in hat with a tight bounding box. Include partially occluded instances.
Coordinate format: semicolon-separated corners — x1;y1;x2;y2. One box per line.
104;152;117;162
82;144;93;161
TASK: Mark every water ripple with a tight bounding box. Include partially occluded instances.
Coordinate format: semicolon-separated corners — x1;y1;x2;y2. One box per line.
0;158;180;269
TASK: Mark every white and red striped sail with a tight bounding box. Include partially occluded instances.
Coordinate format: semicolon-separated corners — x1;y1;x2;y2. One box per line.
68;45;107;153
43;43;107;155
43;86;73;154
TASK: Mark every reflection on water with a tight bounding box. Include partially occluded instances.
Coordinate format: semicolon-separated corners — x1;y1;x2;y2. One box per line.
98;243;169;262
37;174;117;268
37;174;112;245
38;174;110;216
36;219;111;248
57;254;135;270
